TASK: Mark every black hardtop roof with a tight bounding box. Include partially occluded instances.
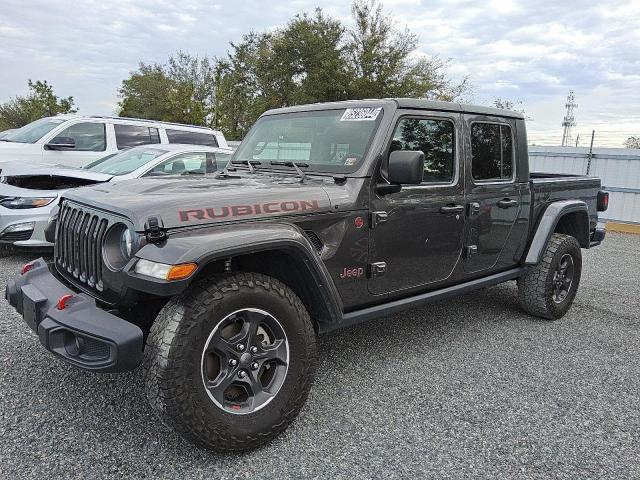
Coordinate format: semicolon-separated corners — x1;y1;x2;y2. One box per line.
263;98;525;120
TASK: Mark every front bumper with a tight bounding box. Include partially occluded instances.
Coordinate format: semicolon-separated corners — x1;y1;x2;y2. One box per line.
5;258;143;372
0;205;54;247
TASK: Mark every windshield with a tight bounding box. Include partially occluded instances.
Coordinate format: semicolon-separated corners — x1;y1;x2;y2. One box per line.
2;118;66;143
86;147;168;175
234;108;383;173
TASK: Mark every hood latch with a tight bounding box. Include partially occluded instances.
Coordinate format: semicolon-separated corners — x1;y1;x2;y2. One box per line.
145;216;166;244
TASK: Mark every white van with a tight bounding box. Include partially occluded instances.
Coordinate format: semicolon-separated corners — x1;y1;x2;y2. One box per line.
0;116;228;169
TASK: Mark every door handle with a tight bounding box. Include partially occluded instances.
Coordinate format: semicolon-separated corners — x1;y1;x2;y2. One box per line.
497;199;519;209
439;205;465;215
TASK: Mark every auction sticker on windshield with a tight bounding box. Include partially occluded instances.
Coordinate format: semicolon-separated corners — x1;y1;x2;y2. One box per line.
340;107;382;121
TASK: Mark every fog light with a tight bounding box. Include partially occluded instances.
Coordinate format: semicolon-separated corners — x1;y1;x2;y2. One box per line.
3;222;35;233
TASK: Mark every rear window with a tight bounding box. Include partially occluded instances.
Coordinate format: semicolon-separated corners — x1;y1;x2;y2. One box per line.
471;123;513;181
166;129;217;147
115;124;161;149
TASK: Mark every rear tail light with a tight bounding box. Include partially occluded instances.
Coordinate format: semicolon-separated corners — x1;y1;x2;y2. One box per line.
597;191;609;212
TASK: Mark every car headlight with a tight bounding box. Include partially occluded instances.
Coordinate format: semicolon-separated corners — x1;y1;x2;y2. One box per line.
0;197;56;209
103;224;136;271
135;259;197;281
121;228;132;258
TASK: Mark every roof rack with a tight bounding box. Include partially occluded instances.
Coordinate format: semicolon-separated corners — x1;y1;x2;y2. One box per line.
89;116;215;131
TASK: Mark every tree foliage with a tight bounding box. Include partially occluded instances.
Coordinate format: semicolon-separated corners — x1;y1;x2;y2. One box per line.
118;0;468;139
624;136;640;149
0;80;76;130
119;51;216;126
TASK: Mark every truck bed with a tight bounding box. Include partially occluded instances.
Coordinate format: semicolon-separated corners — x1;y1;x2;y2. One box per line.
530;172;602;233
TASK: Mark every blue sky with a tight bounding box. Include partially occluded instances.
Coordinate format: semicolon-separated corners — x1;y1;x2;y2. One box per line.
1;0;638;145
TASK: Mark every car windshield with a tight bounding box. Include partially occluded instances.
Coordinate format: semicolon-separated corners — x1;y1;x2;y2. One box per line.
85;147;168;175
233;108;383;173
2;118;66;143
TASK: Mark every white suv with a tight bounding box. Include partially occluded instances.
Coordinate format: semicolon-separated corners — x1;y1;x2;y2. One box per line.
0;116;228;169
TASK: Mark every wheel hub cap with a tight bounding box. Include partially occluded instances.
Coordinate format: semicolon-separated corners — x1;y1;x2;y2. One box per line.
552;253;574;303
200;308;290;415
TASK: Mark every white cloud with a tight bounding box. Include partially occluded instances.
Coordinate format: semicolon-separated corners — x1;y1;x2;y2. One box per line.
0;0;638;143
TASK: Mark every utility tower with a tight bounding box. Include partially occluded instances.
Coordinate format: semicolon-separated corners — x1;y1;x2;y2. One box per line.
561;90;577;146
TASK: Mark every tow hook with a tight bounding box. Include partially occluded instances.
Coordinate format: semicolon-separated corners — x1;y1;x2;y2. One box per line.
145;216;167;244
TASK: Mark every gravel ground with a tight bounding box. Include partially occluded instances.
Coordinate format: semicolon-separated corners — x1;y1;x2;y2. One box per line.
0;233;638;479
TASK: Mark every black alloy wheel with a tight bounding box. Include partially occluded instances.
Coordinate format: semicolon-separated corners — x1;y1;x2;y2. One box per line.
201;308;289;414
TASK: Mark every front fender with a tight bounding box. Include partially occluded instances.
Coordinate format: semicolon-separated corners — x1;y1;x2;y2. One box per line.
123;222;343;320
525;200;589;265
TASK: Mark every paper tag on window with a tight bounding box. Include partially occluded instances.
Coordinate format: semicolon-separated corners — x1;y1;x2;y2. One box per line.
340;107;382;121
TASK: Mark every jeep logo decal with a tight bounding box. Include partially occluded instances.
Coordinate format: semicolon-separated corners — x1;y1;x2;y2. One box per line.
179;200;320;222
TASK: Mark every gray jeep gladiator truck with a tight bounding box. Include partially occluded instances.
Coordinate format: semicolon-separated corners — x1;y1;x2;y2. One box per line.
6;99;608;451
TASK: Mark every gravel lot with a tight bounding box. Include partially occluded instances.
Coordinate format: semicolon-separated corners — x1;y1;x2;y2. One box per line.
0;233;638;479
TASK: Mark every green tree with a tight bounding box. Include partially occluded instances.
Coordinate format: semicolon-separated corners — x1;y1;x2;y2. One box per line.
119;52;216;126
493;98;525;114
624;136;640;149
214;33;267;139
347;0;467;100
0;80;76;130
214;0;467;139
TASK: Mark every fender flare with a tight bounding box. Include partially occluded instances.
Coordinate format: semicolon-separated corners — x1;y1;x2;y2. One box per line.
124;222;343;323
524;200;589;265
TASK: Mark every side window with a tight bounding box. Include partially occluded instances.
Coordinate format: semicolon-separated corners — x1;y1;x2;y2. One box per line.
114;124;161;149
146;152;207;176
471;123;513;181
166;129;218;147
52;122;106;151
213;152;231;171
390;118;455;184
149;127;160;144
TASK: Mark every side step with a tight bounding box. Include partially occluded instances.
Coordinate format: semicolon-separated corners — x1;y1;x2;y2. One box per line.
326;267;526;332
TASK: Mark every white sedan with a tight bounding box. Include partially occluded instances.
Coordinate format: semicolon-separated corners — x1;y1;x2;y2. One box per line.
0;144;232;247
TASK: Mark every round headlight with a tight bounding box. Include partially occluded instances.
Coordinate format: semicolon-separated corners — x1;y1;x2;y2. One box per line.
103;224;135;271
121;228;132;258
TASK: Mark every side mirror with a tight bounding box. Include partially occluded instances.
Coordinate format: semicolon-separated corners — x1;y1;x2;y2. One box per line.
45;136;75;150
388;150;424;185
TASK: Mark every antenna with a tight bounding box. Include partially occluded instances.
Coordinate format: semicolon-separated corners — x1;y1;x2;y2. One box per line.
561;91;577;146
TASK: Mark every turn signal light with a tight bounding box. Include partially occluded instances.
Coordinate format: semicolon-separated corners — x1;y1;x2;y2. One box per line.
166;263;198;281
21;262;36;275
56;294;74;310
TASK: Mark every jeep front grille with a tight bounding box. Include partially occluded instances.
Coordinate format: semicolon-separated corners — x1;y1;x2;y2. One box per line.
55;202;110;291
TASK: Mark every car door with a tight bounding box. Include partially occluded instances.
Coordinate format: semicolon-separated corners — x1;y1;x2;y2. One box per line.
42;121;109;168
463;115;523;273
368;111;465;295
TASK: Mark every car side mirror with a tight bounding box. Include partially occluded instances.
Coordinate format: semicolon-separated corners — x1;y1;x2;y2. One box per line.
388;150;424;185
45;136;75;150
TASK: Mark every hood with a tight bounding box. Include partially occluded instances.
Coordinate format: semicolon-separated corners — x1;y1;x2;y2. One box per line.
1;163;113;182
0;142;35;151
63;172;340;230
1;164;113;192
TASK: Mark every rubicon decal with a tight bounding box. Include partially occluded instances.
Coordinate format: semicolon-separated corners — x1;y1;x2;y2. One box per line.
179;199;321;222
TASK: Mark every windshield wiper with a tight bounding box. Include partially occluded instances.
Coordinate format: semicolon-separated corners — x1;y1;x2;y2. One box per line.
231;159;261;174
269;161;308;182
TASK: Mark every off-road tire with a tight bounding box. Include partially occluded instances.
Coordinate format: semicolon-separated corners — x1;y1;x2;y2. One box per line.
517;233;582;320
144;272;317;451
